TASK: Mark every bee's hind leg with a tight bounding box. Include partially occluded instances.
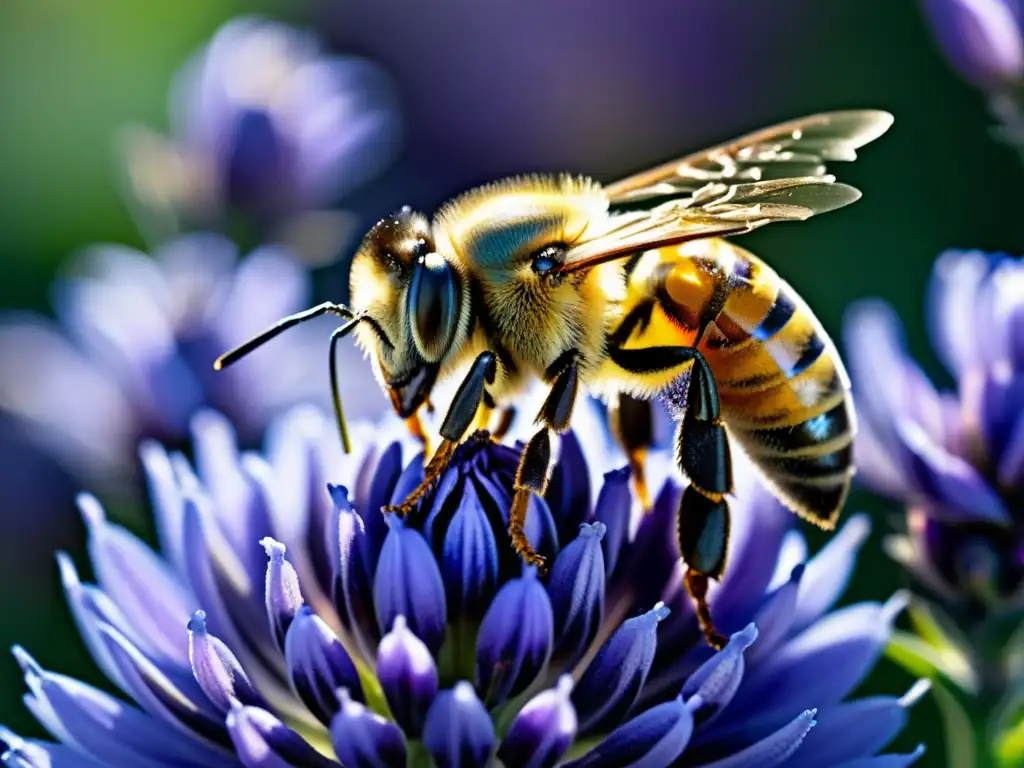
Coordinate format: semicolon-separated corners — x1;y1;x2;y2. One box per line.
384;351;496;517
509;352;580;573
608;343;731;650
675;353;733;651
608;393;655;511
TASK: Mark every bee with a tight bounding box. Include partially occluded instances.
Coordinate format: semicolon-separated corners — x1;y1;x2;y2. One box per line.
215;110;893;649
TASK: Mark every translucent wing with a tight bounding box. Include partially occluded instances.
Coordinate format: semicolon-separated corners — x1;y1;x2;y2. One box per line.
604;110;894;205
559;110;893;273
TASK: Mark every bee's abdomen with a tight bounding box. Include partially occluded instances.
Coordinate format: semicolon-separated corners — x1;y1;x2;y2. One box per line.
699;245;855;530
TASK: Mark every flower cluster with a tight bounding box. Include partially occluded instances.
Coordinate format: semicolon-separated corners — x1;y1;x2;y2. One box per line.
121;15;402;250
845;249;1024;764
0;403;924;767
846;251;1024;612
0;234;384;494
0;14;398;521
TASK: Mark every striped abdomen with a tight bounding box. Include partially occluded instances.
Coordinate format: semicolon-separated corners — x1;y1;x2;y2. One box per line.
658;239;855;529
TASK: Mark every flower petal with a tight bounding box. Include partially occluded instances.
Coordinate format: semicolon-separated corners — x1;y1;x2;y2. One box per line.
330;688;407;768
618;482;681;611
523;494;561;572
697;708;817;768
831;746;926;768
681;623;758;722
260;538;303;652
592;467;632;578
95;625;230;749
422;682;495;768
373;517;448;655
899;420;1011;524
791;514;870;633
284;606;363;724
56;553;129;693
545;430;592;546
562;695;696;768
226;703;338;768
572;602;669;734
140;440;187;573
329;484;378;657
497;675;577;768
376;615;439;738
926;252;994;375
0;726;106;768
439;480;500;618
12;648;234;767
362;441;404;562
188;610;262;714
548;522;606;668
746;569;803;665
79;494;193;669
721;594;906;738
476;567;554;706
922;0;1024;87
785;681;930;768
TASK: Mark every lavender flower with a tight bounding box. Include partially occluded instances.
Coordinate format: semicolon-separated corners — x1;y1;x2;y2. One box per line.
922;0;1024;89
845;249;1023;765
1;400;924;767
0;234;384;495
920;1;1024;164
121;16;401;256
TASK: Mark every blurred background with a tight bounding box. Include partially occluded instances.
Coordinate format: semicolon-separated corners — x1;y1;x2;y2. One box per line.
2;0;1023;763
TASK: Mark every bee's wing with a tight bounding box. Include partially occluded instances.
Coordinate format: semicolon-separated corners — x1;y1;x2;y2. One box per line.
559;110;893;273
604;110;893;205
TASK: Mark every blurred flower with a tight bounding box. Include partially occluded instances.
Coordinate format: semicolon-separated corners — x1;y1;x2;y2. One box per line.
121;16;401;263
920;0;1024;168
921;0;1024;89
845;249;1024;765
0;234;384;497
1;404;924;766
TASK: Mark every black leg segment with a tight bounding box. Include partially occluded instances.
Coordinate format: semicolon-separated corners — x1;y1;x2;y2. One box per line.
439;351;497;441
510;352;582;571
608;335;734;651
385;351;495;518
677;485;730;579
674;350;733;650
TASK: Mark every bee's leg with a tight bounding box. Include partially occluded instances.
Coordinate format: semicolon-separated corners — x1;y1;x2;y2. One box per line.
473;391;496;433
492;405;516;441
608;344;731;650
383;351;496;517
676;354;732;650
404;411;432;458
608;393;655;511
509;353;580;572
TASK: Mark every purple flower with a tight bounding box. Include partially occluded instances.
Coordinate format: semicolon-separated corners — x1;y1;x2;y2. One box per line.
1;405;923;766
0;235;385;496
845;250;1024;611
921;0;1024;90
121;16;401;249
845;250;1023;765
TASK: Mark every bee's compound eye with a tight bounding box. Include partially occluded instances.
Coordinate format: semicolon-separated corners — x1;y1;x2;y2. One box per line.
407;253;461;363
531;244;566;276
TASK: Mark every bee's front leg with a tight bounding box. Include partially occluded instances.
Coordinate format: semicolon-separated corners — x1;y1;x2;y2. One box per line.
384;351;496;517
509;352;580;574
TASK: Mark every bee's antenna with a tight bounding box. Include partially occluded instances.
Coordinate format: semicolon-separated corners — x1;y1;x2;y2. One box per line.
329;315;365;455
213;302;354;371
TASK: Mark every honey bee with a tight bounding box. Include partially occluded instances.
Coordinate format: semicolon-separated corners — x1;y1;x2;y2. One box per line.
216;110;893;649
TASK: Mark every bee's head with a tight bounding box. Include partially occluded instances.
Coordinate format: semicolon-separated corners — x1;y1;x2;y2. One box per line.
350;207;469;417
